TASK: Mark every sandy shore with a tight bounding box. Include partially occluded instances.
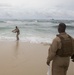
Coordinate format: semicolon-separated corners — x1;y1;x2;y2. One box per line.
0;41;49;75
0;41;74;75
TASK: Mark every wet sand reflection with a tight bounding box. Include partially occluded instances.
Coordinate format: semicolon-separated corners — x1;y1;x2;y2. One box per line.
14;41;19;58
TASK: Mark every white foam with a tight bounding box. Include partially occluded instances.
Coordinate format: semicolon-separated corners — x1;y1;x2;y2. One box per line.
0;36;53;44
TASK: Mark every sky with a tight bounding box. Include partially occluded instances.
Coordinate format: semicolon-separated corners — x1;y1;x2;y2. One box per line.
0;0;74;20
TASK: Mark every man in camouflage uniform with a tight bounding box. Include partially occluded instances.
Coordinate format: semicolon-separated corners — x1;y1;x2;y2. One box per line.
46;23;74;75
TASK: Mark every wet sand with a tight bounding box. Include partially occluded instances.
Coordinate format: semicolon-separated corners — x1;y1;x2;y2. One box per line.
0;41;73;75
0;41;49;75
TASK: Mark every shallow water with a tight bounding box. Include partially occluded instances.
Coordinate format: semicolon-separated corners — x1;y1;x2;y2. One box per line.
0;19;74;43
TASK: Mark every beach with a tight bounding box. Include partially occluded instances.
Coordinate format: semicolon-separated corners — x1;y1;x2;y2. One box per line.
0;41;74;75
0;41;49;75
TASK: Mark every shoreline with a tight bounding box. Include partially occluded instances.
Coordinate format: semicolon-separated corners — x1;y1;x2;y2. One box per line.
0;39;51;45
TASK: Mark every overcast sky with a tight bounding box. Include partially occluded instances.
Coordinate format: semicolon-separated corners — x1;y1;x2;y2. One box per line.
0;0;74;19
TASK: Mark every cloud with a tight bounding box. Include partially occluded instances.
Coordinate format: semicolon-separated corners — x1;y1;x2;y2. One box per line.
0;3;12;8
0;0;74;19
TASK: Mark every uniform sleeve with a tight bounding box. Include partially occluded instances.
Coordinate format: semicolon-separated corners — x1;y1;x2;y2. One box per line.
72;39;74;55
47;37;59;62
71;39;74;60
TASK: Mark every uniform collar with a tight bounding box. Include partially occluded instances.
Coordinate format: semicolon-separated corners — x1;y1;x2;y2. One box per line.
59;32;66;35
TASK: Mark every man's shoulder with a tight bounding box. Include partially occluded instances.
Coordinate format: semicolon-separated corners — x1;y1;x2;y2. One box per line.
53;35;61;42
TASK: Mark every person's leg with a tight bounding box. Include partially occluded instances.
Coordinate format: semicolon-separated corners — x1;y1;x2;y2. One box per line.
64;65;69;75
17;35;19;40
52;62;65;75
16;34;19;40
52;57;70;75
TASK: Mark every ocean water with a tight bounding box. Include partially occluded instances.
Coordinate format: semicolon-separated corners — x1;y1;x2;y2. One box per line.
0;19;74;43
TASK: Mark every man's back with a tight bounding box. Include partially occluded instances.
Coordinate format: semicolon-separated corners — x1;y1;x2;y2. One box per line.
56;33;73;57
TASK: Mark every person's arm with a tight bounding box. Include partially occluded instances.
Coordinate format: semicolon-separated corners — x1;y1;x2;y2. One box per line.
71;39;74;62
12;29;15;32
47;37;59;65
12;29;17;33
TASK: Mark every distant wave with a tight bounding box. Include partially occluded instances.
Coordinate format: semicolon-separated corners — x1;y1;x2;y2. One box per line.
0;19;74;24
52;25;74;29
50;20;74;24
37;20;50;22
0;21;6;23
23;19;74;24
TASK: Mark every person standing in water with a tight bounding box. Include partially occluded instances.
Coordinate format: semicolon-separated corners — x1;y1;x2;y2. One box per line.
12;26;20;40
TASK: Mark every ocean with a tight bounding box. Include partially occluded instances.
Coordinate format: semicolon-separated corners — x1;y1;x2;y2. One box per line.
0;19;74;43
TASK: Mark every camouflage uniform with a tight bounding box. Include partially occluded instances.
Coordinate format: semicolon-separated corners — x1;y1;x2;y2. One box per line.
47;32;74;75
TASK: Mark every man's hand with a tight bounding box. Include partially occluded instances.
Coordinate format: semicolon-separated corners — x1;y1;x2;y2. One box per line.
71;54;74;62
46;61;50;66
72;59;74;62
